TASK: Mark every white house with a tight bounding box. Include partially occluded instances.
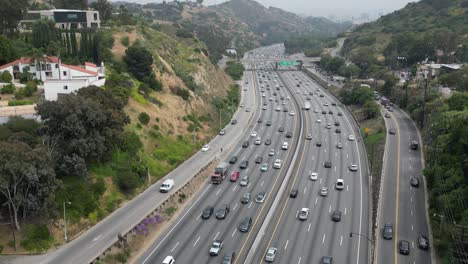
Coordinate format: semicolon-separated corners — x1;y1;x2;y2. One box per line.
20;9;100;30
0;56;106;100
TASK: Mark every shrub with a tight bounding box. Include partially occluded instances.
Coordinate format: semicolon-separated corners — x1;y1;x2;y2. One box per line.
121;130;143;155
115;168;140;193
0;83;15;94
120;36;130;47
8;100;33;106
138;112;150;125
173;86;190;101
20;224;54;253
0;244;3;253
1;71;12;83
7;240;15;248
224;63;244;80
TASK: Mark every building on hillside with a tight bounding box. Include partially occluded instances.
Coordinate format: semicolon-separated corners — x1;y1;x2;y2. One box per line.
416;63;463;80
226;49;237;56
20;9;100;30
0;56;106;101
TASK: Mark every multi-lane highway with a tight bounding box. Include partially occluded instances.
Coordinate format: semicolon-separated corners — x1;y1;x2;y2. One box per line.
375;105;432;264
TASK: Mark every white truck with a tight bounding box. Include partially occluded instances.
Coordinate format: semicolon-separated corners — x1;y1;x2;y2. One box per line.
160;179;174;193
304;101;311;110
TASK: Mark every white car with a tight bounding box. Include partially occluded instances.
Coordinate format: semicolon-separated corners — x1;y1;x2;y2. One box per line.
240;103;245;108
320;187;329;196
275;106;281;111
265;247;277;262
326;123;331;129
314;109;319;113
336;179;344;190
316;119;322;123
349;164;358;171
209;240;223;256
324;103;329;106
269;97;274;101
348;134;355;141
251;131;258;137
310;172;318;181
201;144;210;152
268;149;275;156
260;163;268;172
287;96;291;100
282;142;288;150
297;208;309;220
273;159;282;169
289;111;295;116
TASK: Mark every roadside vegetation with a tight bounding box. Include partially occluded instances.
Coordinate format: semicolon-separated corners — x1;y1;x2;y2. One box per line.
224;62;245;80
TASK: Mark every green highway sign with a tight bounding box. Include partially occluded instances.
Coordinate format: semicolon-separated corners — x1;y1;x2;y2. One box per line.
279;61;299;66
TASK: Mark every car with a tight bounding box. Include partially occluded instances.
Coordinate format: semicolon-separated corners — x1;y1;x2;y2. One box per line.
269;149;275;156
255;192;266;203
229;156;238;164
242;141;249;148
245;108;251;112
324;102;329;106
388;108;394;112
283;108;288;112
265;247;277;262
320;187;329;196
321;256;333;264
320;94;324;97
282;142;288;150
338;112;343;116
201;206;214;219
331;210;342;222
231;119;237;125
239;217;252;232
162;256;175;264
287;96;291;100
219;129;226;135
255;156;263;164
316;119;322;123
222;252;236;264
230;171;240;182
383;223;393;239
316;141;322;147
210;240;223;256
260;163;268;172
336;142;343;149
410;177;420;187
278;127;285;132
328;110;333;114
201;144;210;152
290;189;298;198
239;176;249;187
324;161;332;168
255;137;262;145
349;164;358;171
285;131;292;138
385;112;391;118
275;106;280;111
389;128;397;135
297;208;309;220
314;109;319;113
399;240;410;255
322;110;327;114
265;139;272;145
334;121;340;126
348;134;355;141
266;121;272;126
239;161;249;169
273;159;282;169
275;99;279;102
215;205;230;219
306;97;311;100
251;131;257;137
331;102;337;106
410;141;419;150
418;235;429;250
326;123;331;129
335;179;344;190
310;172;318;181
289;111;295;116
257;119;263;123
241;192;251;204
240;103;245;108
335;128;341;133
306;133;312;140
282;101;286;105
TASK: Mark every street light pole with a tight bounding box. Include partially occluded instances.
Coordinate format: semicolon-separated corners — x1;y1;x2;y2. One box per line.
63;201;71;242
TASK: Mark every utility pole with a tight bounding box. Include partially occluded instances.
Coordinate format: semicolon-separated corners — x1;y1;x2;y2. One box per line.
63;201;71;242
422;75;428;128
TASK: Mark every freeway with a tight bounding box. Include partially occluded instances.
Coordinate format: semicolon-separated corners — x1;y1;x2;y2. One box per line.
137;68;303;263
247;70;370;263
375;105;431;264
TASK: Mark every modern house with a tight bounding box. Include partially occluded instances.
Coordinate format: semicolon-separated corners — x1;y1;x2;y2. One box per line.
0;56;106;101
20;9;100;30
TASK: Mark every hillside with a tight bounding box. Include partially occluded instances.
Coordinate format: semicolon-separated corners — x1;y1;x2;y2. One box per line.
342;0;468;71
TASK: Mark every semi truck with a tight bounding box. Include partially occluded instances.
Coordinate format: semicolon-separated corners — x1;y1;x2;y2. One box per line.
211;162;229;184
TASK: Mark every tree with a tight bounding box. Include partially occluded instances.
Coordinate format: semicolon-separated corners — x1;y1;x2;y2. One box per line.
53;0;87;10
0;142;59;230
0;35;17;65
0;0;29;35
90;0;113;22
382;73;398;97
123;45;154;82
1;71;13;83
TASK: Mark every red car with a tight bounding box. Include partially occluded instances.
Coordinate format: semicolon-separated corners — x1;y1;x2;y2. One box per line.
230;171;240;182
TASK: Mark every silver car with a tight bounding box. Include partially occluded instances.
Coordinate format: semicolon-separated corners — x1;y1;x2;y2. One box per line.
265;247;277;262
240;176;249;187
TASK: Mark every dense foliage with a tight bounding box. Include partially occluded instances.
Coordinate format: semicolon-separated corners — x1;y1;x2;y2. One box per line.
224;62;245;80
0;0;29;35
124;44;162;91
284;36;337;56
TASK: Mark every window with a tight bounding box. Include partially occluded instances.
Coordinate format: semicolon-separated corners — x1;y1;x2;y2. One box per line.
55;64;59;68
67;14;78;19
63;71;67;76
46;64;51;71
45;72;52;77
94;13;98;20
63;85;68;90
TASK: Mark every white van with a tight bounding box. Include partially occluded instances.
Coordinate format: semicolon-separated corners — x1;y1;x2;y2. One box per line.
282;142;288;150
160;179;174;193
162;256;175;264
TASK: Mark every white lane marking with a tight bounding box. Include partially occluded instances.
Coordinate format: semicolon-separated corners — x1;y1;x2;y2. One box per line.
193;236;200;247
315;197;318;204
344;208;347;215
261;180;264;187
214;231;220;240
329;205;332;213
304;187;307;194
411;210;413;216
216;189;221;196
308;223;312;232
233;203;238;211
347;185;349;192
412;225;414;231
171;242;179;253
284;240;289;250
412;241;415;248
334;166;337;172
335;152;338;157
340;235;343;246
346;154;349;159
298;257;302;264
247;183;251;188
322;233;326;244
248;202;253;208
411;196;413;203
232;229;236;238
92;234;102;242
325;149;327;153
312;156;314;160
319;178;322;184
233;185;237;192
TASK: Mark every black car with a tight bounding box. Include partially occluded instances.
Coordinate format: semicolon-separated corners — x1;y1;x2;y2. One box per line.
265;139;272;145
324;161;332;168
418;235;429;250
399;240;410;255
240;161;249;169
410;141;419;150
321;256;333;264
255;157;263;164
290;189;298;198
222;252;236;264
331;210;342;222
334;121;340;126
316;141;322;147
202;206;214;219
331;102;337;106
335;128;341;133
266;121;272;126
229;156;238;164
215;205;230;219
278;127;285;132
258;119;263;123
383;223;393;239
389;128;397;135
242;141;249;148
322;110;327;114
231;119;237;125
285;131;292;138
337;112;343;116
239;217;252;233
328;110;333;114
410;177;420;187
283;108;288;112
320;94;324;97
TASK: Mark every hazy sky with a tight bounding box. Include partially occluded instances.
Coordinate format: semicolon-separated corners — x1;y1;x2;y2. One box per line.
119;0;419;18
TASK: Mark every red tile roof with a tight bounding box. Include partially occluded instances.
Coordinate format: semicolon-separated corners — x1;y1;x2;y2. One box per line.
85;62;97;67
0;56;59;70
0;59;21;70
62;64;98;76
